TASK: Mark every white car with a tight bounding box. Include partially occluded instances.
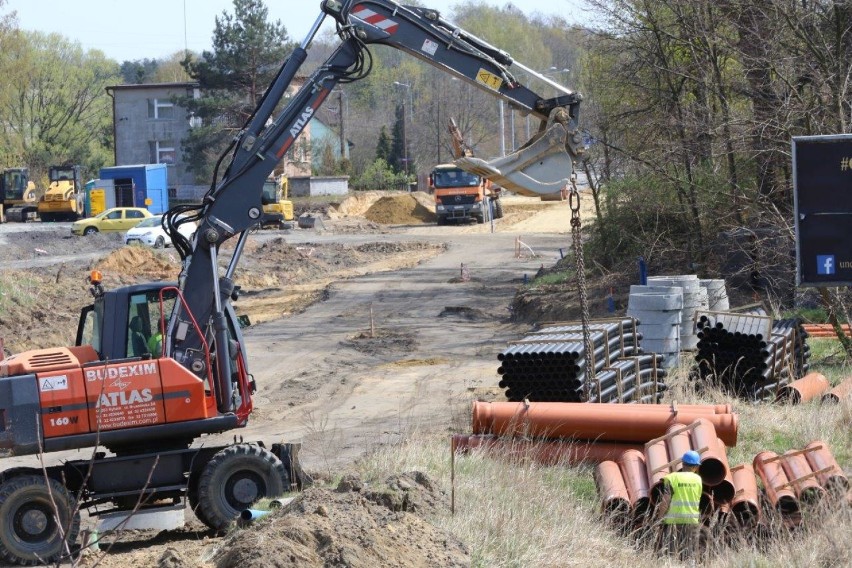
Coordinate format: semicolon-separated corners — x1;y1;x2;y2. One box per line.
124;214;195;248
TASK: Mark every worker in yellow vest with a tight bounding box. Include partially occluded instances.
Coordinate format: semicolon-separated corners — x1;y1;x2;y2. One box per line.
656;450;703;559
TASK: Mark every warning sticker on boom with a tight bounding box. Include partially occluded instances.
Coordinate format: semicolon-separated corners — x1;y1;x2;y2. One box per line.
476;69;503;91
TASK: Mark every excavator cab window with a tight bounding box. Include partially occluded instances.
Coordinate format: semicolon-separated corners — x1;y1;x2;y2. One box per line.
77;304;103;356
261;179;278;205
125;290;178;358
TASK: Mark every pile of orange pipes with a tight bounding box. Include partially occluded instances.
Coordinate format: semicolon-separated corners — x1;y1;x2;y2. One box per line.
596;434;848;537
802;323;852;338
595;418;748;530
451;401;738;467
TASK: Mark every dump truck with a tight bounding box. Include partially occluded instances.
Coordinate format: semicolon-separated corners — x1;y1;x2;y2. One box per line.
0;1;581;563
429;163;503;224
37;164;85;221
0;168;38;223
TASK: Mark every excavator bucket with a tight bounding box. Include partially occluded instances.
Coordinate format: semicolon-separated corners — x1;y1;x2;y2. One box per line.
454;122;574;197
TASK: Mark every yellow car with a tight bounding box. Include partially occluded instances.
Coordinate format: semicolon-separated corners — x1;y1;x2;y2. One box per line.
71;207;153;236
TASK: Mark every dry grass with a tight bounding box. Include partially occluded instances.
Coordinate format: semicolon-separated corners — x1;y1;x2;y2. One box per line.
354;352;852;567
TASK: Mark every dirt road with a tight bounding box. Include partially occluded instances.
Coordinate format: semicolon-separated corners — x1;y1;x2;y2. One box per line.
230;228;568;472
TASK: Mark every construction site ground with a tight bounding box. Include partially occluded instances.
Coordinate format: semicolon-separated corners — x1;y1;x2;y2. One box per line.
0;192;592;567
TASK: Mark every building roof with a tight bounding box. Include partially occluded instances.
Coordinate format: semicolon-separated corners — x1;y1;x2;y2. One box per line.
106;82;199;91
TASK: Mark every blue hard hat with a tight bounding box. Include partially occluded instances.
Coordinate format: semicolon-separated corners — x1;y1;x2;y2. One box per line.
682;450;701;466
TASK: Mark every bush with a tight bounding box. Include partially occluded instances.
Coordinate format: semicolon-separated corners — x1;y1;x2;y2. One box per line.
350;158;411;191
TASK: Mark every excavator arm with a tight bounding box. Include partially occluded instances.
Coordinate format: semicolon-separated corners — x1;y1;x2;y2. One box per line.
166;0;583;413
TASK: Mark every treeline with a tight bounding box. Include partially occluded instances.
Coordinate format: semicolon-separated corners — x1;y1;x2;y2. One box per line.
0;3;119;181
578;0;852;296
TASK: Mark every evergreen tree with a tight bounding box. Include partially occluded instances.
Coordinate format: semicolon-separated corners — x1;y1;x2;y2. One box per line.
375;125;392;164
179;0;296;180
389;104;406;174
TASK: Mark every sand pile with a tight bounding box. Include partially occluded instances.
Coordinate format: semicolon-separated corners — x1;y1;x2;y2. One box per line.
95;246;179;280
328;191;384;219
364;195;436;224
213;472;469;568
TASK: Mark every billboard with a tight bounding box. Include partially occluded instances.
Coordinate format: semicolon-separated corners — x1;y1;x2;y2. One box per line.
792;134;852;286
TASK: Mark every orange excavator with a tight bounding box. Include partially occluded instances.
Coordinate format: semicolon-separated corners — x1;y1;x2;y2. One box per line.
0;1;581;563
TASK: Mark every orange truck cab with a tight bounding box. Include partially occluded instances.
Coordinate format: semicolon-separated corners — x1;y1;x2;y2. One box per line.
429;164;501;225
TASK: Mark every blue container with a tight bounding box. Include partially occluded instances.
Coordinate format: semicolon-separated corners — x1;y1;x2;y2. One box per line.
98;164;169;214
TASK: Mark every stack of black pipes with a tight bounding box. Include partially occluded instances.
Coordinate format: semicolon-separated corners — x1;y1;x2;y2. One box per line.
694;310;810;401
497;319;667;403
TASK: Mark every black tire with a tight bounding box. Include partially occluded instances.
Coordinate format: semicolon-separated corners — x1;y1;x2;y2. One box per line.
493;199;504;219
154;236;165;248
83;226;98;236
40;213;55;223
187;475;214;529
0;475;80;566
476;215;485;224
196;444;288;532
436;216;447;226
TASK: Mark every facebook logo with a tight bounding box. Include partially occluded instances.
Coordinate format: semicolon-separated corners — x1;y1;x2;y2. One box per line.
817;255;836;275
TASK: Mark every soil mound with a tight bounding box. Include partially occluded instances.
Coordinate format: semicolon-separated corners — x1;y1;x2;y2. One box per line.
95;246;179;280
329;191;385;219
214;472;469;568
364;195;436;225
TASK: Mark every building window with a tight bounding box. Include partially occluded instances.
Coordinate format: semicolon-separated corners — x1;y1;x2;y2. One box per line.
147;98;175;119
149;140;176;165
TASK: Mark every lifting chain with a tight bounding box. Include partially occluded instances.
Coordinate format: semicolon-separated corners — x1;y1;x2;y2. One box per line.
569;177;594;402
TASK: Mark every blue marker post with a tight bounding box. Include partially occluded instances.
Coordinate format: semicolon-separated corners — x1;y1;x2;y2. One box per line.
638;256;647;285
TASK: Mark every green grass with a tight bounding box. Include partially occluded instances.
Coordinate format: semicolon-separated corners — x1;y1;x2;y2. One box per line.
0;271;41;312
528;270;573;288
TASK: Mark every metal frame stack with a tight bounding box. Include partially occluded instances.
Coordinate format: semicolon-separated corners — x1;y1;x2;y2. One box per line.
693;310;809;401
497;318;667;403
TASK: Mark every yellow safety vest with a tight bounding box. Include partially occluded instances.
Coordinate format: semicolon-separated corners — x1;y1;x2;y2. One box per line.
663;471;702;525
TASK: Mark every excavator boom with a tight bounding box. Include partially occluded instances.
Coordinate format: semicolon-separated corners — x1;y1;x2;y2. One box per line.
167;0;585;419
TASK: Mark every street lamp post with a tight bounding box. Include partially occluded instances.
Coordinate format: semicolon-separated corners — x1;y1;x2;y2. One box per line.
393;81;412;177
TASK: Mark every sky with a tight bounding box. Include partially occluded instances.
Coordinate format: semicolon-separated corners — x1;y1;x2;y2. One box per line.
5;0;586;63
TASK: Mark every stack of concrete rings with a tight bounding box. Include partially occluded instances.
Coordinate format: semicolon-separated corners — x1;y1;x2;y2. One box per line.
627;285;683;368
646;275;709;352
700;278;729;312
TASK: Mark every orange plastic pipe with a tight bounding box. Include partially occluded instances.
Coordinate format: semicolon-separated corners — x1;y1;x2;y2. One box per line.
707;438;734;501
450;434;642;465
618;449;651;516
821;378;852;404
666;423;692;468
471;401;739;446
754;451;800;515
804;440;849;494
779;450;825;504
730;463;761;527
595;460;631;517
690;418;727;486
625;403;733;414
775;372;830;404
644;439;670;502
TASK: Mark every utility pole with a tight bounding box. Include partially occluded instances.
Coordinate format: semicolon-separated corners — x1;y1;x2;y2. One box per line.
337;90;346;160
393;81;412;177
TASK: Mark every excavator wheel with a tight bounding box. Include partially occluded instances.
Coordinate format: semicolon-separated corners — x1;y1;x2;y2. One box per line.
187;475;214;529
0;475;80;566
493;199;504;219
196;444;288;532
